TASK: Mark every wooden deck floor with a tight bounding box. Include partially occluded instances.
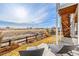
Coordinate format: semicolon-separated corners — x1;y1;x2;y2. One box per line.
2;35;57;56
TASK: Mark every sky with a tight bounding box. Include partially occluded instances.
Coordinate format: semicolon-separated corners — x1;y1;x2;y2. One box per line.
0;3;57;28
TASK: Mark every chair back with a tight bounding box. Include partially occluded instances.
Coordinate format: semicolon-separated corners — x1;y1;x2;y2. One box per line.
57;45;75;54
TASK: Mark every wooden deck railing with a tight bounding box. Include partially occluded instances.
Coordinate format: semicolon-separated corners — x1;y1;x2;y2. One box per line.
0;32;48;55
1;32;48;47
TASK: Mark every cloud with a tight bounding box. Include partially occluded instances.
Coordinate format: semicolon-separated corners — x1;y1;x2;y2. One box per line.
0;5;49;24
0;4;57;28
26;6;49;24
33;12;48;23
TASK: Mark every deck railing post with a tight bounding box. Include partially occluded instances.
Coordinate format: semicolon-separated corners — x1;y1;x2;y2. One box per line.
9;40;11;46
35;34;38;40
26;37;28;43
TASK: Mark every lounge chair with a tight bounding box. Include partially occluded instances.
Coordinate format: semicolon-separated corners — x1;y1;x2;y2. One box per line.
19;43;55;56
19;48;44;56
48;44;75;56
48;37;77;56
56;45;75;56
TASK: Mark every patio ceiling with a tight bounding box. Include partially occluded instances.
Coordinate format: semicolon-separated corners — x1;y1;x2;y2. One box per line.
58;4;78;16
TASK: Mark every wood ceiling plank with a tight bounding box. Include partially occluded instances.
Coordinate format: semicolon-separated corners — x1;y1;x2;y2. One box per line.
58;4;77;15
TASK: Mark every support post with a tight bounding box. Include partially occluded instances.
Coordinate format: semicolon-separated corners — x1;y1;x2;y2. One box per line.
70;14;75;37
78;4;79;44
56;3;59;45
59;16;62;41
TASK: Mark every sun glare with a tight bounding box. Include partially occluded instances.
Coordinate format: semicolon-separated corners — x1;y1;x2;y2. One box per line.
14;7;28;19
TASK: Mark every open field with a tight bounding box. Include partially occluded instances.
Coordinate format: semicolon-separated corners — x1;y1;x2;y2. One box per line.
0;28;57;55
0;29;50;46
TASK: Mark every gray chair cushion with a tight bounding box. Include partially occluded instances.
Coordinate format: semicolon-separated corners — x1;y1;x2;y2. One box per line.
19;48;44;56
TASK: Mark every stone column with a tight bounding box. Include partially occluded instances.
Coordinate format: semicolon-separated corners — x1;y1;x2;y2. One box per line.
61;14;71;37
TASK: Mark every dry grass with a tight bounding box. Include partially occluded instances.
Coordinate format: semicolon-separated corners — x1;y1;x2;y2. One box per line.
2;35;56;56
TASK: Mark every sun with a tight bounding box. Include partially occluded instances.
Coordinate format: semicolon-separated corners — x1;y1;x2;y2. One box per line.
14;7;28;19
